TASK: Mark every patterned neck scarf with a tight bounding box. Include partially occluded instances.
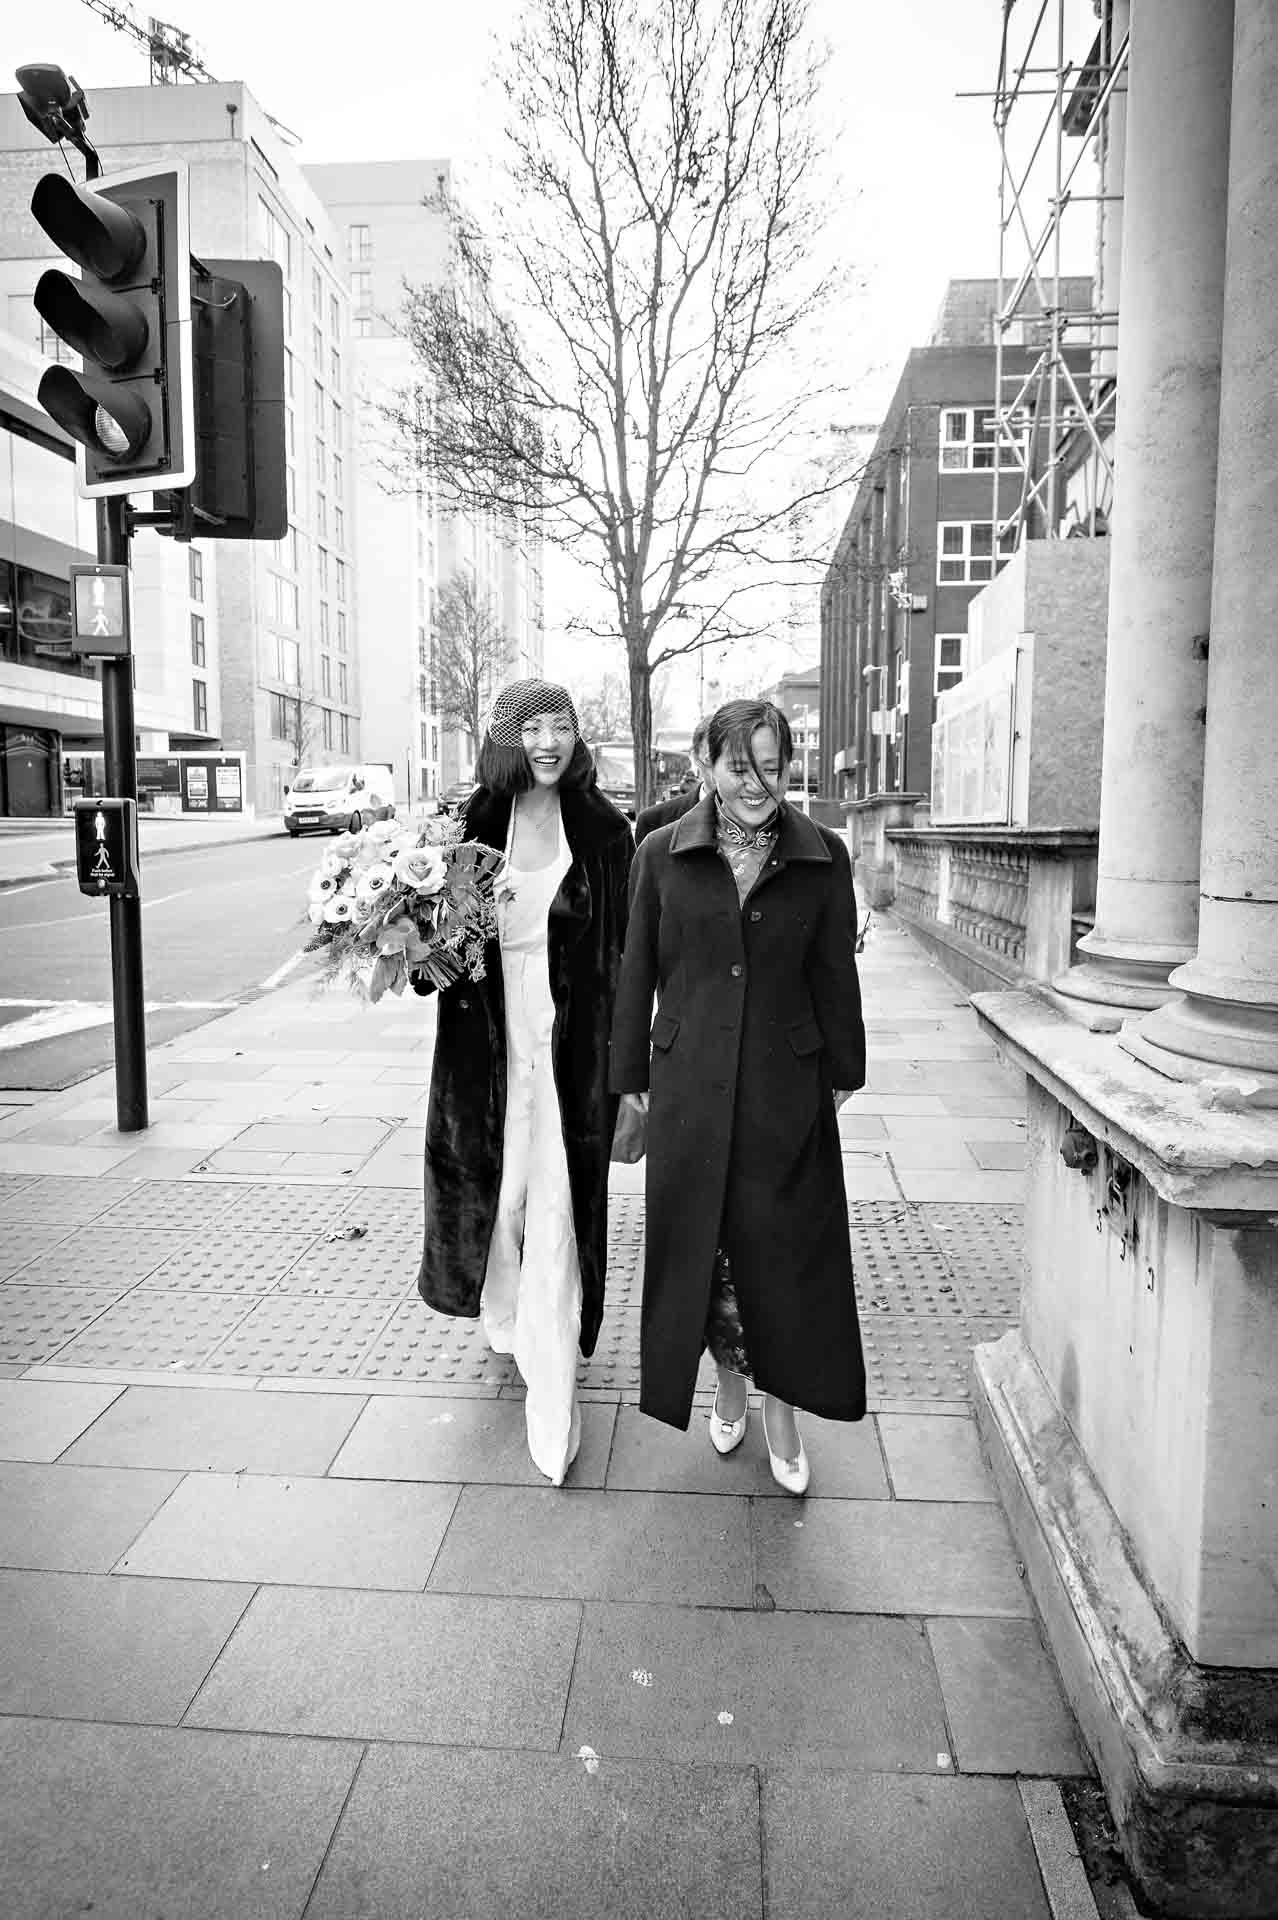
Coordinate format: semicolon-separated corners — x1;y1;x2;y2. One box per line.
714;796;780;850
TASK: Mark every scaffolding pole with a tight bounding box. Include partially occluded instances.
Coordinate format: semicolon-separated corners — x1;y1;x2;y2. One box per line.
990;0;1129;548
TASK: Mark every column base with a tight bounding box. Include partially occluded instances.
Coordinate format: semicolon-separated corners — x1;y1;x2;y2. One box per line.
973;1331;1278;1920
1128;967;1278;1106
1051;954;1182;1030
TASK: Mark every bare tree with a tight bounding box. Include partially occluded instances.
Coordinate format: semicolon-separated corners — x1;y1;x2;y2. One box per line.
575;669;632;743
287;687;327;768
386;0;861;806
433;573;512;748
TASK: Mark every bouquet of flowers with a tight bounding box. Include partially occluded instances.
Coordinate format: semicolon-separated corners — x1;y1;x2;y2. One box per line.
302;814;502;1002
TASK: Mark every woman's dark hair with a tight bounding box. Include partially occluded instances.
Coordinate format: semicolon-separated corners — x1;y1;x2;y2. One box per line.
706;699;793;790
475;728;596;797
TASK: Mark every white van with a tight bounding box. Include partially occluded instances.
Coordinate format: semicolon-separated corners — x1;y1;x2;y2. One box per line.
283;764;397;836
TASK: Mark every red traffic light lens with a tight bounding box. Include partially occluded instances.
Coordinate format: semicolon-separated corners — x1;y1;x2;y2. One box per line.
30;174;145;285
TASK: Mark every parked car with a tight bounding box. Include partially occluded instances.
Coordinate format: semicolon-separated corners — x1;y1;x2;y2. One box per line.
284;765;396;836
438;779;477;816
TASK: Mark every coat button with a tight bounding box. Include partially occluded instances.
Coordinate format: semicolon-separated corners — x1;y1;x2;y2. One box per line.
730;964;743;978
749;909;762;922
458;997;471;1010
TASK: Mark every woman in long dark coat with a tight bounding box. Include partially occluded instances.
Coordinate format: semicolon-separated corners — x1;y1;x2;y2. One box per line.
610;698;866;1493
415;678;632;1483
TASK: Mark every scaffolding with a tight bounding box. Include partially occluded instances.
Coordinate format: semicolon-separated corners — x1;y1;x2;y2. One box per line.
986;0;1129;545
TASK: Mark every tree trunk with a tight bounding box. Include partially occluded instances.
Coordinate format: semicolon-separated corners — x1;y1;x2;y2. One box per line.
627;645;655;812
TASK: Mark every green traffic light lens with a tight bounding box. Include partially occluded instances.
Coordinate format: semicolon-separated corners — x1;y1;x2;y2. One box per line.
93;405;131;456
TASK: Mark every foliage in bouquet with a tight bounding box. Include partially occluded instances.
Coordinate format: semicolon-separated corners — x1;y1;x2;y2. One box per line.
302;815;501;1002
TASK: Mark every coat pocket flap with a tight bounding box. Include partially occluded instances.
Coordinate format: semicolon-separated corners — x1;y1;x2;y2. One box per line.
650;1012;680;1051
787;1018;824;1057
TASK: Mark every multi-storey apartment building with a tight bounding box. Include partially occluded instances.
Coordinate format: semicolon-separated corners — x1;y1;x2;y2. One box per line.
819;279;1091;804
305;160;544;802
0;82;360;814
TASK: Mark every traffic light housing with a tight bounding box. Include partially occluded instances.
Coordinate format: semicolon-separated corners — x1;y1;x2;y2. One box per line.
31;161;194;496
160;256;287;542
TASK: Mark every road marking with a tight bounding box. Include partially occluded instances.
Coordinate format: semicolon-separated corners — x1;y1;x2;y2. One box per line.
258;948;309;992
0;879;64;898
0;999;235;1052
0;887;192;935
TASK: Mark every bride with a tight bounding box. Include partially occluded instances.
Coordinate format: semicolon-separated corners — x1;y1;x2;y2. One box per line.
413;678;633;1482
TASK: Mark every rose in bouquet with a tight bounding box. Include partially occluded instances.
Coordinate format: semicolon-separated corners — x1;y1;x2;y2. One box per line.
303;814;502;1002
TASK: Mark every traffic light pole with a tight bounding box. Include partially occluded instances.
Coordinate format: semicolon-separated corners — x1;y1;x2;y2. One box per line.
97;495;148;1131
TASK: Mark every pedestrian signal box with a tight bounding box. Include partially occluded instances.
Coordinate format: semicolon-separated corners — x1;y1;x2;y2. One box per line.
74;798;140;899
70;563;131;657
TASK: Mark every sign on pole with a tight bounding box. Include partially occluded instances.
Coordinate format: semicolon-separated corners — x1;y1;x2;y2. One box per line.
69;563;131;657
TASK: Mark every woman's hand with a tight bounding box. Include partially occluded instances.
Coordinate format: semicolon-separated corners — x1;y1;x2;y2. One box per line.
621;1090;650;1114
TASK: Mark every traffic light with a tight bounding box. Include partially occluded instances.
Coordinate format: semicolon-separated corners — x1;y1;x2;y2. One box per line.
30;161;194;496
161;256;287;541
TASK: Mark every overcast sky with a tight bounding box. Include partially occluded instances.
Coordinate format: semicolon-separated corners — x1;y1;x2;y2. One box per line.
4;0;1101;694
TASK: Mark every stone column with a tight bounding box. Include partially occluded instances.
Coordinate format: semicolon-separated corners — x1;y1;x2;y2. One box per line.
1133;0;1278;1093
1057;0;1233;1019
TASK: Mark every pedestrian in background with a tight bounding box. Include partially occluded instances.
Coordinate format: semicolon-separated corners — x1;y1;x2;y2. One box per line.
634;715;712;844
414;679;633;1483
610;697;866;1493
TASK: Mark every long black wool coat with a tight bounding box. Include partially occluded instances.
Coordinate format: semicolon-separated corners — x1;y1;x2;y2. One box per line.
609;796;867;1430
415;782;633;1357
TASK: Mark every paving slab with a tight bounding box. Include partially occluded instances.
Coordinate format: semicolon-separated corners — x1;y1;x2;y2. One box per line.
11;1227;193;1289
329;1393;616;1487
926;1617;1091;1775
60;1382;365;1474
0;1716;359;1920
0;1460;180;1572
0;1378;124;1461
0;1568;251;1723
562;1603;949;1768
761;1770;1052;1920
307;1745;764;1920
186;1585;582;1747
427;1485;752;1607
751;1498;1031;1617
895;1167;1027;1204
116;1470;460;1588
603;1404;890;1499
877;1413;998;1502
969;1138;1030;1170
52;1289;258;1370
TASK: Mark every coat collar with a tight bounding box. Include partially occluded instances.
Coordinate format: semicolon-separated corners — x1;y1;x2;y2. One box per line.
669;794;831;865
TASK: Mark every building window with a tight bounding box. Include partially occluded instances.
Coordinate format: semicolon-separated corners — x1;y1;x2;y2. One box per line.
190;613;206;667
330;347;341;389
333;452;343;499
339;713;351;754
335;558;347;602
421;720;430;758
192;678;208;732
330;398;342;443
282;287;293;337
348;223;372;261
940;406;996;471
935;633;965;695
317;547;329;591
937;520;1016;584
336;610;348;653
312;325;323;369
316;492;328;538
269;691;300;742
188;547;203;602
287;409;296;455
286;467;296;514
321;653;332;696
329;293;340;335
284;347;294;396
335;505;345;548
338;660;349;703
257;197;292;276
319;601;330;645
351;268;372;309
353;312;373;338
313;380;324;428
271;574;299;628
322;706;335;750
275;634;300;684
315;438;327;486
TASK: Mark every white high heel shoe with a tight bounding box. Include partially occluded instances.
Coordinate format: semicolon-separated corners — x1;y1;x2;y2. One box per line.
708;1385;748;1455
762;1404;810;1496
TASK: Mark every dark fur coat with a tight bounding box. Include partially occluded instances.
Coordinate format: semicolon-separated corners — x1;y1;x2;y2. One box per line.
415;782;633;1355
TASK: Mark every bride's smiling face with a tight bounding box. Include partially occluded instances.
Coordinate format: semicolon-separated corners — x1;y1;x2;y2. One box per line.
712;724;788;827
520;710;577;788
